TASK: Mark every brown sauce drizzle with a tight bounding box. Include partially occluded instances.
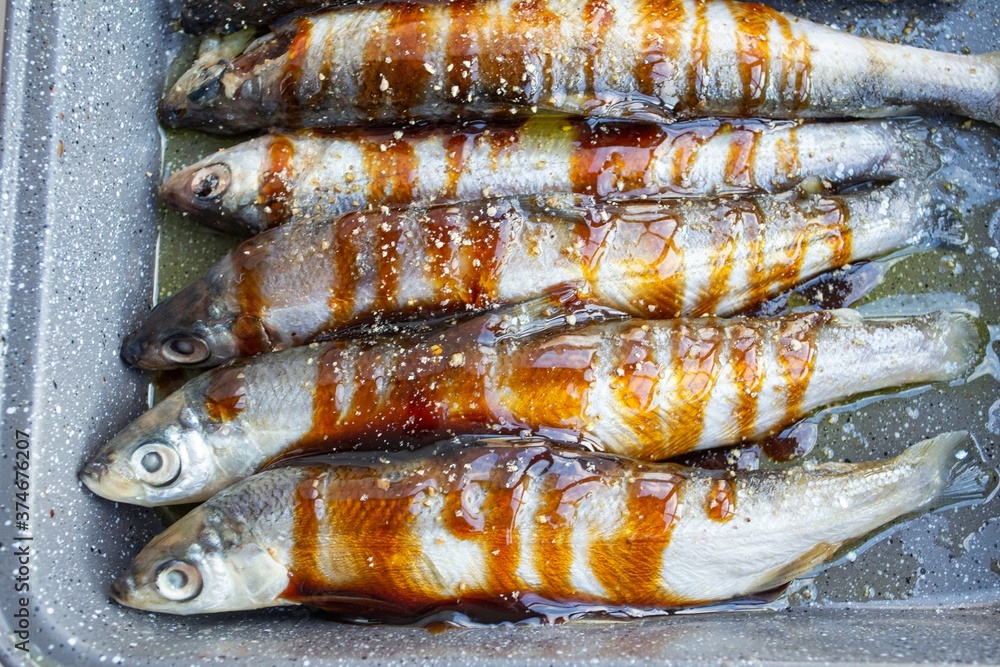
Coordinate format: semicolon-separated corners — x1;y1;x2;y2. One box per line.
705;477;736;522
748;196;852;310
443;133;475;199
279;19;313;112
439;449;528;599
775;312;830;427
774;14;812;111
742;198;799;309
728;323;764;442
359;138;419;206
660;321;724;457
634;0;686;101
667;122;716;188
498;334;598;437
422;207;464;302
817;199;854;268
609;326;667;454
358;3;433;117
626;209;685;316
695;199;744;315
283;471;328;602
774;126;800;184
533;461;603;600
328;213;363;325
283;446;697;617
306;344;351;442
574;209;616;290
729;3;772;115
568;121;667;198
590;470;683;606
259;136;295;229
684;0;711;113
485;128;522;173
298;468;430;612
460;207;510;308
229;237;273;356
500;0;559;105
372;215;407;314
203;365;248;422
445;0;488;103
723;124;761;190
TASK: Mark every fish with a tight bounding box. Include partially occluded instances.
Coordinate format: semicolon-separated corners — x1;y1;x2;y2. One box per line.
107;431;997;618
159;0;1000;134
122;181;950;370
181;0;340;35
159;117;934;236
83;299;983;506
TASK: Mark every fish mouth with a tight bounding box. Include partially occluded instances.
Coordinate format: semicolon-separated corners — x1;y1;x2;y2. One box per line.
120;332;147;368
78;459;106;496
109;573;132;606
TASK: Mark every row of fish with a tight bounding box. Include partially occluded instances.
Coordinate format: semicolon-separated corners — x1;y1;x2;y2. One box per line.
86;0;1000;622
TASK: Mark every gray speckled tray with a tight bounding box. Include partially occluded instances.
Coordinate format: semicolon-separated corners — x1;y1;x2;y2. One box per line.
1;0;999;665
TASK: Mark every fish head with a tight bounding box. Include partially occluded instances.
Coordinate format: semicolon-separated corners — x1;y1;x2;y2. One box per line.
158;30;282;135
121;277;249;370
111;495;291;614
80;379;259;506
159;141;272;236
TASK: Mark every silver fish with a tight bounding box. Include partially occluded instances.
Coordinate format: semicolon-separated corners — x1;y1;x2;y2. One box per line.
159;0;1000;134
159;117;933;236
122;183;949;370
84;301;981;506
108;432;997;618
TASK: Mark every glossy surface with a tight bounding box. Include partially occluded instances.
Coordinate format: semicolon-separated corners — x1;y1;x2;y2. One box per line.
83;304;982;506
124;184;939;370
161;0;1000;133
109;432;997;620
159;117;932;235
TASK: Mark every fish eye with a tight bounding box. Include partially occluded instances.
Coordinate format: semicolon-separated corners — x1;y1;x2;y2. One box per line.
155;560;203;602
191;164;231;201
161;335;211;365
131;442;181;487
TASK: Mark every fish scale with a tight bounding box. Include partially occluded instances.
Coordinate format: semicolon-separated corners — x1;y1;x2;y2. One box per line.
159;117;933;236
122;184;939;370
108;433;999;619
161;0;1000;134
83;301;982;506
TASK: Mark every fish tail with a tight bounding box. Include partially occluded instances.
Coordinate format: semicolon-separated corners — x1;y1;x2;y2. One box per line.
892;119;940;180
891;178;967;250
898;431;998;512
984;51;1000;126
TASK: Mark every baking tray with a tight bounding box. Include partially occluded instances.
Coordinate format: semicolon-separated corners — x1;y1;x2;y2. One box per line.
1;0;999;665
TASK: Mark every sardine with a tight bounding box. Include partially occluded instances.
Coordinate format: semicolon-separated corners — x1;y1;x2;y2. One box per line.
122;182;948;370
159;0;1000;134
84;301;982;506
160;117;933;236
108;432;997;618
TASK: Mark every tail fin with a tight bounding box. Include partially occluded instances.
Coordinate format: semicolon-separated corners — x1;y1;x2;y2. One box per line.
899;431;998;511
891;118;940;180
981;52;1000;127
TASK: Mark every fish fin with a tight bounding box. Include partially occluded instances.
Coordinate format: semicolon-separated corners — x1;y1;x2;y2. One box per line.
478;287;630;345
900;431;999;511
892;119;940;180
